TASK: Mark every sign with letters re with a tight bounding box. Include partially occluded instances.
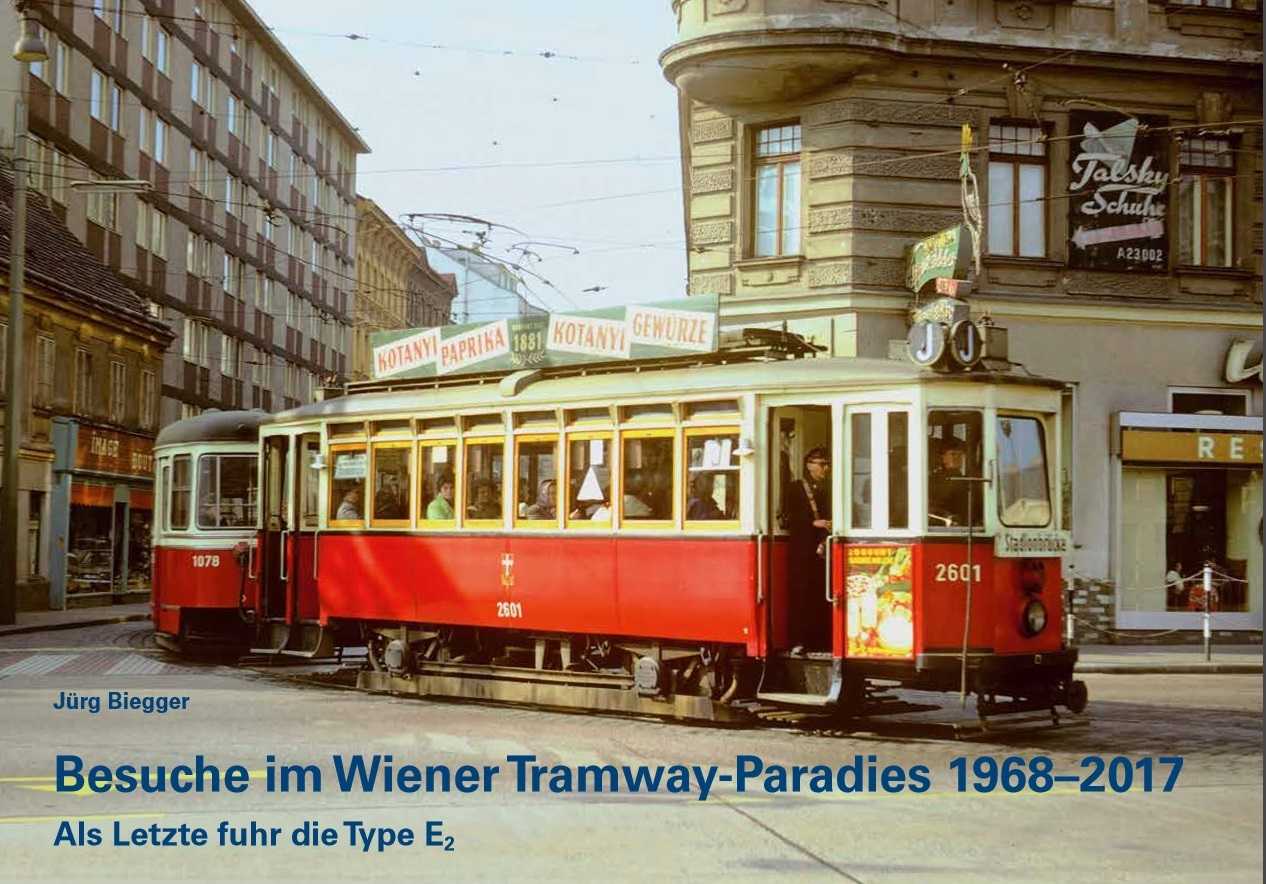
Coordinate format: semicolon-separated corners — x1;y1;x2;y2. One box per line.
1067;111;1170;273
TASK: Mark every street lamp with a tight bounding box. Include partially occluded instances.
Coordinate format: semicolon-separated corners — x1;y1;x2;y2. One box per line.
0;12;46;625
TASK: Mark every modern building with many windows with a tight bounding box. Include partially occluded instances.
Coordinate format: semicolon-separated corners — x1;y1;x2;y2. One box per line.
660;0;1262;638
0;0;370;425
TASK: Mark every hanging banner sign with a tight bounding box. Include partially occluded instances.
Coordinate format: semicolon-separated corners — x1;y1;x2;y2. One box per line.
1068;111;1170;273
905;225;972;294
370;295;720;380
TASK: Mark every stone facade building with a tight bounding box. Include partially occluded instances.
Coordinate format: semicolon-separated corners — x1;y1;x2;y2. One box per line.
351;196;456;380
661;0;1263;640
0;0;369;423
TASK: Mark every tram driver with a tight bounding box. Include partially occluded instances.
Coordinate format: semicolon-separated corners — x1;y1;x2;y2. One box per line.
928;437;974;527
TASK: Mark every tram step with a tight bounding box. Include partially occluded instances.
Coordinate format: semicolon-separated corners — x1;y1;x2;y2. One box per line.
756;691;832;708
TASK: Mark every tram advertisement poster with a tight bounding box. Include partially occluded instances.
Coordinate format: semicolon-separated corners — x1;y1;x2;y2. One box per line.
1067;111;1170;273
844;546;914;659
369;294;720;381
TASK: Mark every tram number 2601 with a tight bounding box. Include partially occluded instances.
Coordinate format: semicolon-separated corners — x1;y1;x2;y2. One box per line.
935;563;982;583
191;554;221;568
496;601;524;619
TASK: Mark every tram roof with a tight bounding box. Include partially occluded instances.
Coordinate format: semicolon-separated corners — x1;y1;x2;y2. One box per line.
269;356;1064;426
155;409;271;447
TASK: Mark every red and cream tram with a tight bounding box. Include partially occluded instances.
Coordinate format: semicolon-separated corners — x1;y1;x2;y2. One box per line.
151;410;265;653
236;342;1086;721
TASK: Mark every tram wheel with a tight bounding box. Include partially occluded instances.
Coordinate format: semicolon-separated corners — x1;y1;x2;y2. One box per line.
1065;679;1088;714
365;630;389;672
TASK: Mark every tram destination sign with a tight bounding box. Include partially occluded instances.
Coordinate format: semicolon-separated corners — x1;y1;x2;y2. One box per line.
1068;111;1170;273
370;295;720;380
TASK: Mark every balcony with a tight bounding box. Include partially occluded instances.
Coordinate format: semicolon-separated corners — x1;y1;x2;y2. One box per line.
660;0;899;111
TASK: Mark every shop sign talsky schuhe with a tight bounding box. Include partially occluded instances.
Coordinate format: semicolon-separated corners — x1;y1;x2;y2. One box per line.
1068;111;1170;273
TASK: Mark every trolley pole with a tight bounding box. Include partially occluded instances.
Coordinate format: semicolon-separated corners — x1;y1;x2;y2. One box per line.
1202;563;1213;663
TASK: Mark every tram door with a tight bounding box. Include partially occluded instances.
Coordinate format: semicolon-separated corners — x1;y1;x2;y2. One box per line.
259;434;295;625
764;405;834;654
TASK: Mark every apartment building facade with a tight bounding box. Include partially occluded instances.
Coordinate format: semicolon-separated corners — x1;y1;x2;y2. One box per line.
351;195;456;380
0;0;370;425
661;0;1263;638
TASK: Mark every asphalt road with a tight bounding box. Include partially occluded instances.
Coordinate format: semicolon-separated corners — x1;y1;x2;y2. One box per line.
0;622;1260;883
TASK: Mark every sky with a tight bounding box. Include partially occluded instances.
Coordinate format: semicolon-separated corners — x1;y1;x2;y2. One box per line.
248;0;686;317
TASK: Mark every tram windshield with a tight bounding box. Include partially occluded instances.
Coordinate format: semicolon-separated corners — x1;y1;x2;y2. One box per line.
196;454;258;529
927;410;983;529
996;416;1051;527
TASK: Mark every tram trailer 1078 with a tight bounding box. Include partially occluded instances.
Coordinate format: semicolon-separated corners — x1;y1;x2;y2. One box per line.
152;351;1087;722
150;410;269;654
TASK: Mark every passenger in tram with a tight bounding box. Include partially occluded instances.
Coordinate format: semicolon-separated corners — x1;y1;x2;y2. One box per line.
468;478;501;520
335;487;362;521
374;475;408;520
525;479;558;520
426;472;455;520
786;447;832;651
687;474;725;521
621;471;654;518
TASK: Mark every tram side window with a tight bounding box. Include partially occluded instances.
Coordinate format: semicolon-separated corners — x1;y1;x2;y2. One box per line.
685;431;740;522
196;455;258;528
621;435;674;522
419;444;457;523
516;437;558;523
169;455;190;530
927;410;983;529
888;412;909;529
329;447;367;524
464;441;504;523
372;445;411;523
997;416;1051;527
851;413;872;529
300;437;320;529
567;436;611;524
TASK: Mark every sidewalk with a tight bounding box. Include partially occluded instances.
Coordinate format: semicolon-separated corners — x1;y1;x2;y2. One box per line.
0;603;151;637
1076;643;1262;674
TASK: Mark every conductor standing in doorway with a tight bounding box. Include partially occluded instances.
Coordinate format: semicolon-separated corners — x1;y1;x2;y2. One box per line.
786;447;832;651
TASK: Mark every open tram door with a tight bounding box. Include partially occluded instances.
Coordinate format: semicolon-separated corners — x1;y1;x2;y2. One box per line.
254;430;331;657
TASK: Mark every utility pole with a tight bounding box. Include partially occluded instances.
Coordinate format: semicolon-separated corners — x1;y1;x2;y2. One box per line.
0;13;48;625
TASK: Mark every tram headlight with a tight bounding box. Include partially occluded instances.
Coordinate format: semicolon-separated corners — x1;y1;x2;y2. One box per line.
1021;599;1048;636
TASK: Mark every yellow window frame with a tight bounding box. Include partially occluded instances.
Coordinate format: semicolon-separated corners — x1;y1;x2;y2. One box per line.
369;440;413;529
565;430;613;530
514;432;561;529
682;425;741;531
618;427;677;530
328;442;367;529
462;435;505;530
416;438;458;529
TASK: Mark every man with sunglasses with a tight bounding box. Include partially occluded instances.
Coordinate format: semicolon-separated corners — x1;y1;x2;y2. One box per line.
786;447;832;652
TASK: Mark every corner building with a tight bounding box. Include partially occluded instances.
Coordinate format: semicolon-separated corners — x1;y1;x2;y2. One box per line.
660;0;1263;638
0;0;369;424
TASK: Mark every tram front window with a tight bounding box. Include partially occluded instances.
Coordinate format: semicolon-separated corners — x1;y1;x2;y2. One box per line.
997;416;1051;527
927;410;983;529
196;455;258;528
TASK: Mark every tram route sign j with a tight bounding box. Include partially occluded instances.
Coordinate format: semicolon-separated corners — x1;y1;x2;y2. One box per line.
370;294;721;381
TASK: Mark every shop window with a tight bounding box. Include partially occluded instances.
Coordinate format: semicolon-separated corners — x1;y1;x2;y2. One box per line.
515;436;558;525
168;455;191;530
464;439;504;525
996;416;1051;527
927;410;983;529
987;122;1047;258
752;123;802;257
1178;137;1235;268
371;444;411;525
684;429;740;524
329;446;367;526
621;431;674;524
566;434;612;526
419;442;456;525
196;454;258;528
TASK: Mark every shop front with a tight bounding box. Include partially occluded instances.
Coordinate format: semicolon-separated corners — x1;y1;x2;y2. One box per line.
49;418;157;608
1115;412;1263;631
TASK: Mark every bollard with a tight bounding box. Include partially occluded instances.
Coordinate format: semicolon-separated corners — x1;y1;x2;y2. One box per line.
1202;563;1213;663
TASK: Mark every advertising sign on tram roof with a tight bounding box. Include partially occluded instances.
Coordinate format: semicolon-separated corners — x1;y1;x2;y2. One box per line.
369;294;720;381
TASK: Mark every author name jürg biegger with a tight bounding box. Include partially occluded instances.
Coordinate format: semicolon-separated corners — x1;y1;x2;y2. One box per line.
53;691;189;714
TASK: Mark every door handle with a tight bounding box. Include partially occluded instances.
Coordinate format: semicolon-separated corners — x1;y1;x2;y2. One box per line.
755;532;765;604
313;527;321;579
247;536;257;581
278;529;289;582
823;535;836;603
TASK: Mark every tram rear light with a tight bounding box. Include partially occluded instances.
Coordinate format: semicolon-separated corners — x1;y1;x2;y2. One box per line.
1021;599;1048;636
1019;558;1046;595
